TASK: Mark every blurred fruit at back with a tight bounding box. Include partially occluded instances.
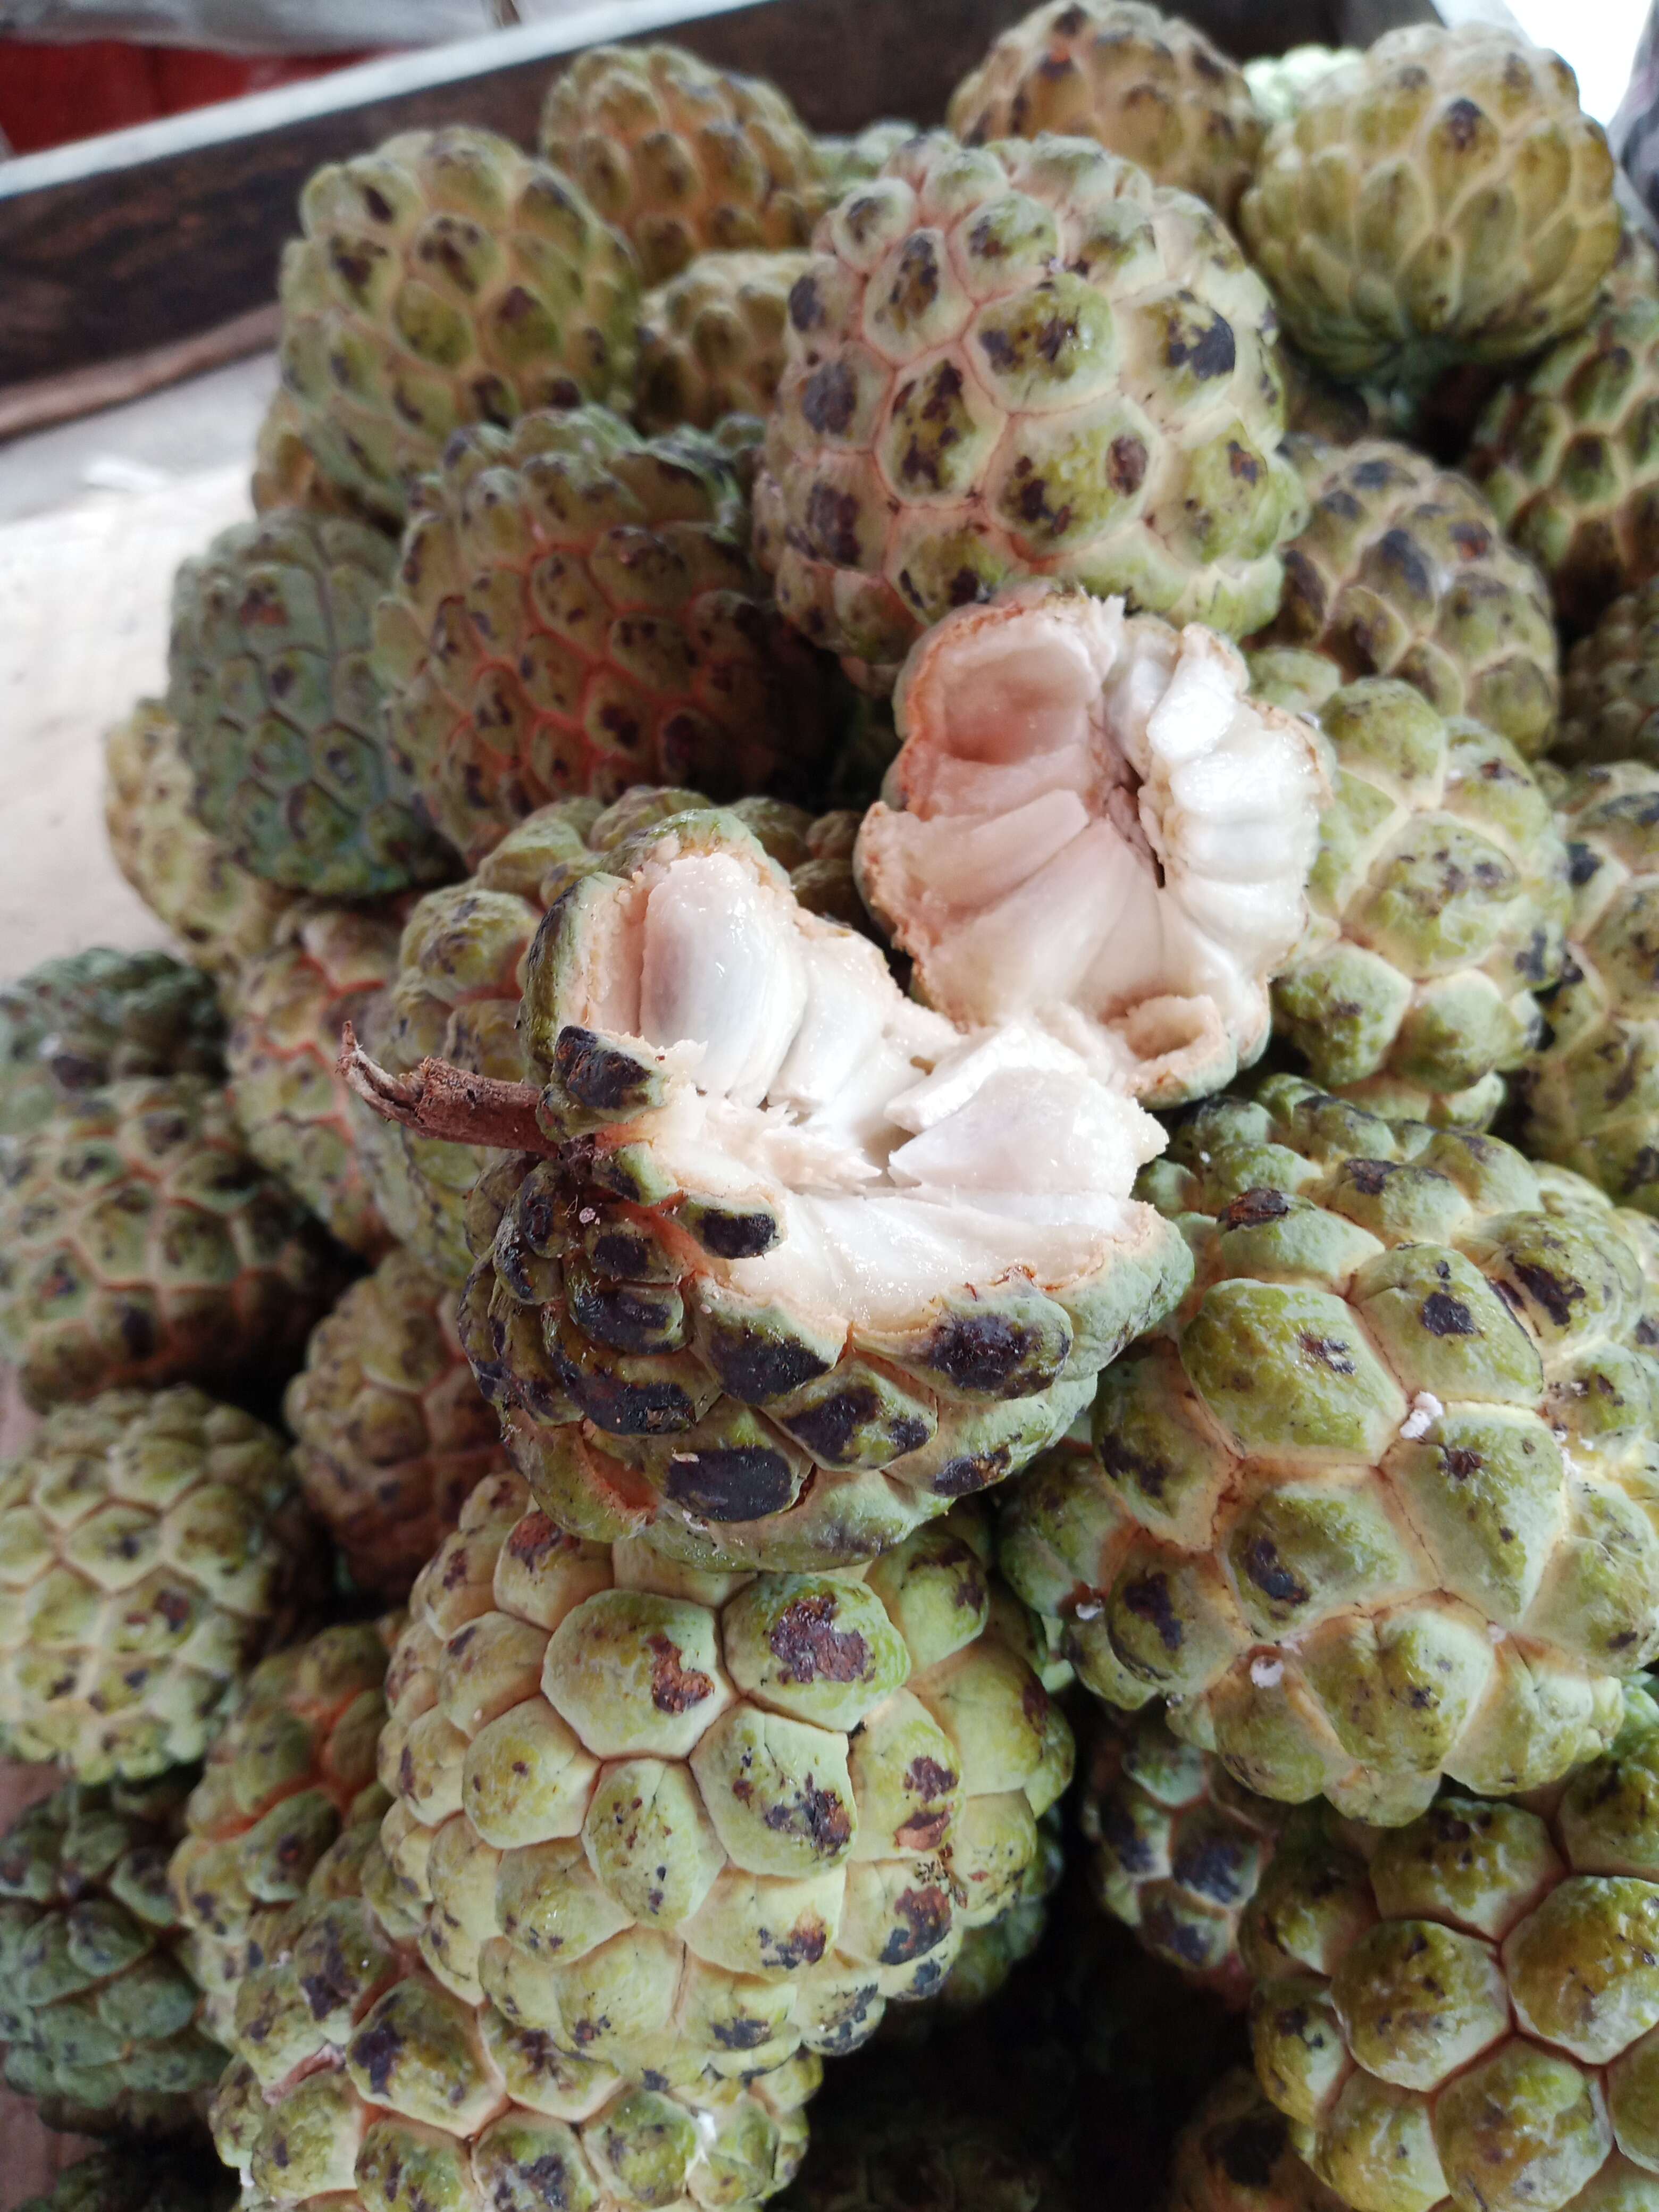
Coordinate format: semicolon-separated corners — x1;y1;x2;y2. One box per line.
15;2143;235;2212
0;952;224;1141
0;1387;317;1781
1557;579;1659;769
283;1250;508;1597
634;250;810;433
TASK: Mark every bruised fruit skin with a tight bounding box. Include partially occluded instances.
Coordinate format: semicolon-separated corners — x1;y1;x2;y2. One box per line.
946;0;1263;221
279;127;640;527
0;1775;225;2139
854;587;1329;1109
634;252;812;434
1240;26;1619;389
227;900;405;1257
448;805;1190;1569
169;1621;394;2042
374;1473;1073;2084
209;1774;813;2212
372;409;834;871
1167;2071;1350;2212
1242;1685;1659;2212
1267;676;1569;1128
1512;762;1659;1219
0;1389;317;1783
0;951;224;1141
538;45;824;287
1000;1075;1659;1826
1249;440;1560;760
167;510;456;901
353;789;865;1289
1082;1705;1288;2004
104;704;297;986
755;130;1305;691
284;1250;510;1597
0;1075;346;1413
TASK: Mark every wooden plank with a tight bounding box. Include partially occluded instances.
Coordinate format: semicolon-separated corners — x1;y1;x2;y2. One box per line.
0;0;1384;391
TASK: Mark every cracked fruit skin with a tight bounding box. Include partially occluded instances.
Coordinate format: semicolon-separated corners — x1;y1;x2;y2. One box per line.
284;1249;510;1599
457;805;1187;1570
754;129;1304;692
227;900;405;1257
1250;440;1560;760
0;1775;224;2138
372;409;835;871
279;126;639;527
0;1075;346;1413
168;1619;395;2043
0;1387;317;1782
538;44;825;287
1168;2071;1351;2212
1242;1682;1659;2212
1467;243;1659;634
1082;1701;1289;2004
999;1073;1659;1826
104;704;297;987
373;1471;1073;2085
351;787;862;1289
634;251;812;434
946;0;1262;221
209;1765;812;2212
1512;761;1659;1219
1267;675;1569;1128
1239;24;1619;389
168;509;456;901
0;950;224;1141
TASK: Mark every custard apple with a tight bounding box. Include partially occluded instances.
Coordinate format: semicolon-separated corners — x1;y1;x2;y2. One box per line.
16;2147;234;2212
279;126;639;526
634;250;811;433
1239;25;1619;388
1557;579;1659;768
1000;1075;1659;1824
755;130;1306;690
946;0;1263;220
1167;2072;1349;2212
0;951;224;1140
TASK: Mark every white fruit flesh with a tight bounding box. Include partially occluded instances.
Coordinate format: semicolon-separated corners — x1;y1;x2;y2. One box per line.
855;586;1329;1103
559;831;1170;1331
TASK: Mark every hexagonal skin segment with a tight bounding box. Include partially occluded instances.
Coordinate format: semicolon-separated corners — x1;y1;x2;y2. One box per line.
542;1589;732;1758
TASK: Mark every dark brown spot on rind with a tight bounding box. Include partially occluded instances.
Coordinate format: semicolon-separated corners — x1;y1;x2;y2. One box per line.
646;1632;715;1714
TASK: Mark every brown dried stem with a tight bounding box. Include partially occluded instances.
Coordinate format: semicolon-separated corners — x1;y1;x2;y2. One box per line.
338;1024;554;1155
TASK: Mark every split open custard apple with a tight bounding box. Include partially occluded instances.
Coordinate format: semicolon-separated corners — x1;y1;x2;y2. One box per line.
0;1388;315;1781
1260;674;1569;1130
1512;761;1659;1218
353;789;861;1289
0;950;224;1140
168;509;455;900
1249;440;1560;760
1168;2072;1348;2212
208;1761;812;2212
169;1620;393;2041
0;1075;345;1413
283;1250;510;1597
279;127;639;526
371;408;834;870
754;130;1305;690
1243;1685;1659;2212
537;44;824;286
1082;1700;1287;2004
226;899;405;1257
1239;25;1619;389
999;1075;1659;1826
634;251;812;434
422;793;1195;1569
0;1776;223;2138
374;1472;1073;2083
946;0;1263;221
104;703;297;986
853;586;1330;1108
